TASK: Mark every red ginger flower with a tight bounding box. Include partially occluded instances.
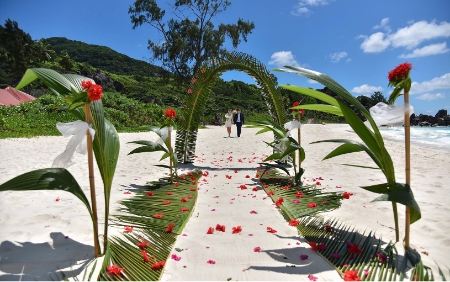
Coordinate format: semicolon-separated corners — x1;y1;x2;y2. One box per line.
164;108;176;119
307;202;318;208
181;197;188;202
344;270;361;281
295;191;304;198
81;80;103;101
388;62;412;84
275;197;284;207
107;264;124;275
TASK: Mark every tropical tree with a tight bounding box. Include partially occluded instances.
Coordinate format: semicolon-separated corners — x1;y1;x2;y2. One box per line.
274;66;421;243
128;0;255;85
0;68;120;257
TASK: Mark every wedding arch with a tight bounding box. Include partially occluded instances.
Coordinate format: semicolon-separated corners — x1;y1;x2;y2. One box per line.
175;51;287;163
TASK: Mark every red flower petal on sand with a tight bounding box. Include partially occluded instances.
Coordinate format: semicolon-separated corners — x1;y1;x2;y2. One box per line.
107;264;124;275
162;200;171;205
55;197;60;201
307;202;318;208
215;224;226;232
207;259;216;264
181;197;188;202
207;227;215;234
165;223;174;233
180;207;189;212
137;241;150;249
250;210;258;214
153;213;164;218
252;187;258;192
289;219;300;226
245;175;250;178
348;243;362;255
316;181;321;185
344;270;361;281
167;192;174;195
308;274;318;281
343;192;353;199
124;226;133;233
141;250;150;262
309;242;319;251
234;170;238;173
254;246;261;252
267;190;274;196
240;184;247;190
147;191;154;196
232;226;242;234
124;191;131;194
267;227;277;233
295;191;304;198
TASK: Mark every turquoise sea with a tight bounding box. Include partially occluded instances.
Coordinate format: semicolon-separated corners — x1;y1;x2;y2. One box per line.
379;126;450;152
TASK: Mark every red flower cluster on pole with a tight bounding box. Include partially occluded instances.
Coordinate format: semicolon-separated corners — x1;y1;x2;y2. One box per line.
81;80;103;101
292;101;305;114
388;62;412;84
164;108;177;119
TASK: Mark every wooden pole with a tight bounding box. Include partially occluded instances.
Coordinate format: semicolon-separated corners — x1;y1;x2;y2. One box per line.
85;103;101;257
404;90;411;248
297;112;302;170
168;128;173;183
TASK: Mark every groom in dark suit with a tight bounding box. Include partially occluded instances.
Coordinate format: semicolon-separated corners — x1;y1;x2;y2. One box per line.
233;108;244;137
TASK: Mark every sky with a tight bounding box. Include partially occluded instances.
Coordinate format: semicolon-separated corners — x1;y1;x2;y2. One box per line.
1;0;450;115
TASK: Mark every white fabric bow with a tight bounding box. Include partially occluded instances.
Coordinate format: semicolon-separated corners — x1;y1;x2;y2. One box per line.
284;120;302;138
52;120;95;168
367;102;414;127
157;126;173;145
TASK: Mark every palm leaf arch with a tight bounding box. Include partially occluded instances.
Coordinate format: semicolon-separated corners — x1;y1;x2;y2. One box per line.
175;51;287;163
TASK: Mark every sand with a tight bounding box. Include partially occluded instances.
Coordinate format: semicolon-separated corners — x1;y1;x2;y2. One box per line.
0;124;449;280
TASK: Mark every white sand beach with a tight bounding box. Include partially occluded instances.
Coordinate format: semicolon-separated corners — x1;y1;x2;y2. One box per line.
0;124;449;280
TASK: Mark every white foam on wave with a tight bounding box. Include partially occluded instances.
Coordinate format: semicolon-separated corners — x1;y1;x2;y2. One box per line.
379;126;450;152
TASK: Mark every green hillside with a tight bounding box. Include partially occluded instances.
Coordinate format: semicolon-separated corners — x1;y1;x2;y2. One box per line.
45;37;165;77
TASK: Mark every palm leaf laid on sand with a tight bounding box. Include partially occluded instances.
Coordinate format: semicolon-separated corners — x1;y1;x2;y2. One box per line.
96;171;201;281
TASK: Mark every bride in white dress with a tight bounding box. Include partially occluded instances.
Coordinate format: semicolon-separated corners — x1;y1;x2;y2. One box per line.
224;109;233;137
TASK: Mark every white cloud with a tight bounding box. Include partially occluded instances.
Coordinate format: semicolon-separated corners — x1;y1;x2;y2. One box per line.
330;51;348;62
360;32;390;53
307;79;319;84
291;0;331;16
373;18;391;33
345;58;352;62
410;73;450;94
359;20;450;54
352;84;383;94
390;21;450;49
291;7;311;16
416;93;446;100
399;42;450;58
268;51;300;67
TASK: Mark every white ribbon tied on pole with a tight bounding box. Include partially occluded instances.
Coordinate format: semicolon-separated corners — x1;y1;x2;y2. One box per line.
157;126;173;145
52;120;95;168
284;120;302;138
367;102;414;127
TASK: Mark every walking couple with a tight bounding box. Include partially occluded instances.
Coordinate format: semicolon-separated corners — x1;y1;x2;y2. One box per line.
224;108;244;138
